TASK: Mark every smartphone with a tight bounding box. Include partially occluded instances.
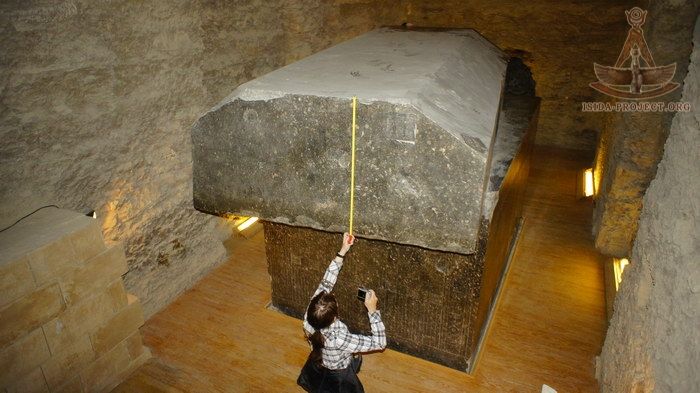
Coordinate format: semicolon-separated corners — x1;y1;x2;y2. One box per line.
357;287;369;302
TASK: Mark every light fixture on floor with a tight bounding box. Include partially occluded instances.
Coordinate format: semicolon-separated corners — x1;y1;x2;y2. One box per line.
613;257;630;291
237;216;259;231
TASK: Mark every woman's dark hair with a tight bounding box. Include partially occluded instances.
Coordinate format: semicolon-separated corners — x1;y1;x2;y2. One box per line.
306;291;338;365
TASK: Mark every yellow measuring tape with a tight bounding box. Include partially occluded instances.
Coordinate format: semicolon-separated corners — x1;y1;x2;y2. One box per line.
349;97;357;236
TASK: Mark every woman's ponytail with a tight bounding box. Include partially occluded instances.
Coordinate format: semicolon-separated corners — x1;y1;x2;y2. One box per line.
306;291;338;366
309;330;325;365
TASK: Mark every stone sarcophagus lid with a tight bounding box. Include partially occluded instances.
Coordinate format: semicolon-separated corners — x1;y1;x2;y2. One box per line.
192;28;539;370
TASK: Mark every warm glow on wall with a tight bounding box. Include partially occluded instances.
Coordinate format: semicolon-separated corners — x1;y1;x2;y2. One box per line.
237;216;259;231
613;257;630;291
584;168;595;197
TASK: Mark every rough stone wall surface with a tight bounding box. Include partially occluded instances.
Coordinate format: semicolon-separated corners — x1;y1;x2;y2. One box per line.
394;0;637;150
0;0;659;320
592;1;700;257
0;0;402;317
597;15;700;393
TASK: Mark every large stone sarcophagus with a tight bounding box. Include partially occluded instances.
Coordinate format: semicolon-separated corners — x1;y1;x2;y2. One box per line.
192;28;539;370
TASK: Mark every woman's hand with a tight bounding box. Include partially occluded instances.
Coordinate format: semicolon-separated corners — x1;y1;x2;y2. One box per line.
364;290;378;313
339;232;354;256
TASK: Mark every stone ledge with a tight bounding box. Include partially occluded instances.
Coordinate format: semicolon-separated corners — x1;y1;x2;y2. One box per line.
0;208;103;268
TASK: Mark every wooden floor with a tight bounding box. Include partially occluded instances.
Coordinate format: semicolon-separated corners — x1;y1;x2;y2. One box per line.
115;146;607;392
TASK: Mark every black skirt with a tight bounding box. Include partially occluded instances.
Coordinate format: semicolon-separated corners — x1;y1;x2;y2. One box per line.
297;354;364;393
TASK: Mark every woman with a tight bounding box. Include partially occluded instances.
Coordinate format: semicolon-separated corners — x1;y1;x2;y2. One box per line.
297;233;387;392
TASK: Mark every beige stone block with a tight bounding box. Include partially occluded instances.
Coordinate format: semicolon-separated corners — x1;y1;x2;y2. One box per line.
0;328;50;387
105;280;129;312
124;331;145;361
5;367;49;393
0;257;36;308
42;318;82;358
27;236;79;286
0;209;86;268
69;221;106;264
41;335;95;390
111;350;150;392
90;301;144;354
59;244;128;305
595;200;641;257
80;341;131;393
53;376;84;393
606;165;650;201
43;284;124;355
86;343;149;393
0;284;64;348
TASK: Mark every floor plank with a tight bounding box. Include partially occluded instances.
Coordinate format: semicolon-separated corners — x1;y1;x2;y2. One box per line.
115;146;606;392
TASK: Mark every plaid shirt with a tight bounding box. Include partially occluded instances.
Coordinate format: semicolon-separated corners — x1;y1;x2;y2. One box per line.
303;257;387;370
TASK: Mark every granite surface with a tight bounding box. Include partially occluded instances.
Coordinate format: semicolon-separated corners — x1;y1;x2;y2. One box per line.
193;28;507;254
263;85;540;371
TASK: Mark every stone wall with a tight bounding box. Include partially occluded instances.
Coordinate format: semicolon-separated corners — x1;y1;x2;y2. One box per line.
0;208;149;392
394;0;637;150
592;0;700;257
0;1;402;317
0;0;660;321
596;15;700;393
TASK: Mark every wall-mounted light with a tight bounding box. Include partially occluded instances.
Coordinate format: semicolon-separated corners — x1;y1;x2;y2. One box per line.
583;168;595;197
85;210;97;219
613;257;630;291
237;216;259;231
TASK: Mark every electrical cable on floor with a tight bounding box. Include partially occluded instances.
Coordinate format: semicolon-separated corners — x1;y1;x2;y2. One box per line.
0;205;60;233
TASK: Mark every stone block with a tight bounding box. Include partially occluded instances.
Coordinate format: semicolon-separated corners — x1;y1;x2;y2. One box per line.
20;215;106;288
124;331;146;361
192;28;507;254
114;350;150;391
68;220;107;264
41;336;95;390
0;209;96;269
42;318;82;359
59;244;128;305
0;257;35;309
0;328;51;388
27;235;79;286
90;300;144;354
80;341;131;393
594;200;642;258
54;377;84;393
0;284;64;348
43;281;126;355
263;91;538;369
5;367;49;393
0;208;107;312
105;280;129;312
